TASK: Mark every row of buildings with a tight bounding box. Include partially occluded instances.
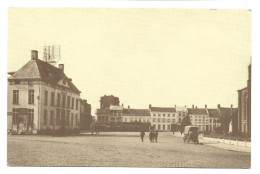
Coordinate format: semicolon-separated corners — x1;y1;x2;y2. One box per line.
7;50;92;134
95;95;239;132
95;65;251;136
7;50;251;136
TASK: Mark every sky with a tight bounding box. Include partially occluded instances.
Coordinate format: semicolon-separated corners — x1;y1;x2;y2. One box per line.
8;8;251;115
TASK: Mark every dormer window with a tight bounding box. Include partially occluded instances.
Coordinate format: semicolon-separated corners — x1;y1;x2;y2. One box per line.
63;79;66;85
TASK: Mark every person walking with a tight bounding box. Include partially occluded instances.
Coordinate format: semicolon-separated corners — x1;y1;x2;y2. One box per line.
140;130;145;142
149;131;153;143
154;131;158;142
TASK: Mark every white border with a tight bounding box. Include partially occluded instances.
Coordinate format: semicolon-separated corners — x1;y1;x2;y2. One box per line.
1;1;259;174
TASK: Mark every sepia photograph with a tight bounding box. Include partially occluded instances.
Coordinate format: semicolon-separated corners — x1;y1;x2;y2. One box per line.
6;7;251;168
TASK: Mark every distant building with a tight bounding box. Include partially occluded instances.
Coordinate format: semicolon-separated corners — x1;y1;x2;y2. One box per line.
80;99;92;131
100;95;119;109
216;104;237;133
96;96;150;131
7;50;81;134
122;106;151;123
237;64;251;135
149;105;177;131
97;105;123;123
207;108;221;132
188;105;210;131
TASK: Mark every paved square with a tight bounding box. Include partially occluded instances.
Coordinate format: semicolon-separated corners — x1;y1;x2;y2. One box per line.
7;132;250;168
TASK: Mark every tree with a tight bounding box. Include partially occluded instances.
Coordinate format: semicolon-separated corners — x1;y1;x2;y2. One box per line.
180;115;192;134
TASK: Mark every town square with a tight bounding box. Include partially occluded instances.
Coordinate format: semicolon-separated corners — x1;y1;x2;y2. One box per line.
6;8;251;168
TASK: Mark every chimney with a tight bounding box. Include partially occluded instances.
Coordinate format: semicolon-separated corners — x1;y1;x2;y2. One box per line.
195;106;197;109
59;64;64;72
192;105;194;109
231;104;233;108
231;104;233;115
31;50;38;60
205;104;207;109
128;105;130;112
149;104;151;109
217;104;221;109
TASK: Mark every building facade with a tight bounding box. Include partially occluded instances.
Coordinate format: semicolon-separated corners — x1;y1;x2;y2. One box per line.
7;50;81;134
80;99;92;131
237;64;251;135
122;106;151;123
149;105;177;131
188;106;210;131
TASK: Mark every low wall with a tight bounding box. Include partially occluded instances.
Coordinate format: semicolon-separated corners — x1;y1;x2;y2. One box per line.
202;137;251;148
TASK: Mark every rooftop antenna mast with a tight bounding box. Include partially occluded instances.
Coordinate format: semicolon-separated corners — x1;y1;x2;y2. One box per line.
43;45;61;66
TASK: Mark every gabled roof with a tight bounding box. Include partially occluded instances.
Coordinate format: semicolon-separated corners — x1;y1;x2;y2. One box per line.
8;59;80;93
188;108;208;115
150;107;176;112
123;109;150;115
219;107;238;117
207;109;220;118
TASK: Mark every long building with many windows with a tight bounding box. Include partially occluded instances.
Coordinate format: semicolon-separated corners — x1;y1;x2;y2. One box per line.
7;50;81;134
149;105;178;131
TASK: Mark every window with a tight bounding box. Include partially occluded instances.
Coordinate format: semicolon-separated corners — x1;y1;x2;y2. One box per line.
62;94;66;107
75;114;78;126
167;119;170;123
71;98;74;109
71;113;74;126
51;92;55;106
172;119;175;124
168;114;170;117
67;96;71;108
61;110;65;126
124;118;127;122
27;109;34;128
44;91;48;105
12;108;19;124
153;114;156;116
56;109;60;125
162;118;165;123
162;125;165;130
153;118;156;122
163;114;165;117
76;99;79;110
158;114;161;116
167;125;170;130
13;90;19;104
158;118;161;122
57;93;61;107
178;118;181;122
50;111;54;126
66;111;70;126
179;112;181;116
44;110;47;125
158;124;161;130
28;90;34;104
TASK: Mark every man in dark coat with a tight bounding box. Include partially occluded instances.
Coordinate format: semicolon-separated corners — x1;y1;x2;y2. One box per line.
149;131;154;142
154;131;158;142
140;130;145;142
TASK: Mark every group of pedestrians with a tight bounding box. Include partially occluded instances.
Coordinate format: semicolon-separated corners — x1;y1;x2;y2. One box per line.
140;130;159;143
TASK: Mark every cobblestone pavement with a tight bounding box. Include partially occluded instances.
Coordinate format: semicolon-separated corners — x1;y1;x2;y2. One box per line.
7;132;250;168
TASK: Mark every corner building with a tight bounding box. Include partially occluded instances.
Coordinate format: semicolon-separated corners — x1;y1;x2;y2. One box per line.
7;50;81;134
